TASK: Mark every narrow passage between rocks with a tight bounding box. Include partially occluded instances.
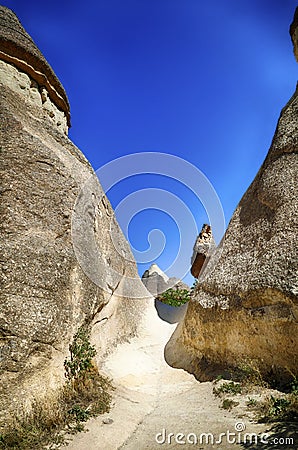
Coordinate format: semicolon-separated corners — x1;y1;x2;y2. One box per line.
61;301;268;450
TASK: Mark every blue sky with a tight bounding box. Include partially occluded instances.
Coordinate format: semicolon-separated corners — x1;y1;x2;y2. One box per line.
3;0;297;284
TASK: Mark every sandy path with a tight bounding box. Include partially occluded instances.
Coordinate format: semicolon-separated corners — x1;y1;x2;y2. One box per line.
61;302;275;450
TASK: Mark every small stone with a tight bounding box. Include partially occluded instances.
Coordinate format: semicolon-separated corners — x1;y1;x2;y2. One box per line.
102;417;113;425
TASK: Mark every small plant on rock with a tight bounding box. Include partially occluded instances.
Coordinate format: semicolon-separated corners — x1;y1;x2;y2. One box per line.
221;399;239;410
213;381;242;397
233;359;266;388
64;326;96;383
63;325;113;426
247;397;258;407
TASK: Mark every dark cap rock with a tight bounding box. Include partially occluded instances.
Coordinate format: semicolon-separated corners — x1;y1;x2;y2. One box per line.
0;6;70;126
190;224;215;279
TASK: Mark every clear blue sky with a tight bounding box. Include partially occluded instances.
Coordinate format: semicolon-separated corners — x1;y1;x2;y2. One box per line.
3;0;297;284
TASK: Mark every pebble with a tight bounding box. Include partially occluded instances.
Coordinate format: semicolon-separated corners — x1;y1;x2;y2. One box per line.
102;417;114;425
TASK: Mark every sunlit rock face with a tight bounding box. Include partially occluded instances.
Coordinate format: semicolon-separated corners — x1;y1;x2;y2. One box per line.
142;264;170;297
142;263;189;297
166;10;298;384
0;6;149;428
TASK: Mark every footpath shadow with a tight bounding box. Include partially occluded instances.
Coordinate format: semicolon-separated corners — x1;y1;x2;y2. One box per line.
240;422;297;450
154;299;188;324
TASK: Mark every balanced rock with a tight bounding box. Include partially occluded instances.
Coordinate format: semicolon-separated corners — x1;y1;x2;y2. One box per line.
166;10;298;383
190;224;215;279
0;6;149;428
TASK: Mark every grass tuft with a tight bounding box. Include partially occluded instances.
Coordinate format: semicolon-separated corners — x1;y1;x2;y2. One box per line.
213;381;242;397
221;399;239;410
213;362;298;425
254;385;298;423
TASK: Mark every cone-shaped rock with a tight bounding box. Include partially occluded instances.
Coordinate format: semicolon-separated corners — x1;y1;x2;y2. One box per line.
0;6;70;125
0;7;150;429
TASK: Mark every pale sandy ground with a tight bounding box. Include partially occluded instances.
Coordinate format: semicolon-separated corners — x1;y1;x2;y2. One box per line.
61;301;297;450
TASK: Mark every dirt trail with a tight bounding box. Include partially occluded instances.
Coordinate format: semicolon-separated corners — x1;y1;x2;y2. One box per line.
61;301;276;450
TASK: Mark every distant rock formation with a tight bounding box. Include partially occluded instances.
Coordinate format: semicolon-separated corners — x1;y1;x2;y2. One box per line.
142;263;189;297
190;224;215;279
0;6;150;429
166;9;298;383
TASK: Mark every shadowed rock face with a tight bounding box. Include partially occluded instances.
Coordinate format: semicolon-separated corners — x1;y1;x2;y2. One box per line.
0;7;149;428
166;10;298;383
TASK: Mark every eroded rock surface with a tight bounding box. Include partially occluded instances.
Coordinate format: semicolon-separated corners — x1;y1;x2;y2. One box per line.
0;6;150;428
166;11;298;383
0;6;70;127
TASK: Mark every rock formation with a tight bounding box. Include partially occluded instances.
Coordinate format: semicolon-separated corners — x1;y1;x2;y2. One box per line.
166;10;298;383
190;224;215;279
0;6;150;429
142;264;169;296
142;263;189;297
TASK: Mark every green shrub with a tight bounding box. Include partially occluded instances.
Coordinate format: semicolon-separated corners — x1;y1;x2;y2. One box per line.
221;399;239;410
268;397;291;418
290;376;298;395
213;381;242;396
250;376;298;423
232;359;266;387
63;325;113;424
64;326;96;382
247;397;258;407
256;392;298;422
158;288;190;307
213;374;224;384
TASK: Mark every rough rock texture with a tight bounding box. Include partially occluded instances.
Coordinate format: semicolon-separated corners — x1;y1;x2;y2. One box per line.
0;7;150;429
166;13;298;383
190;224;215;279
142;263;189;297
0;6;70;126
